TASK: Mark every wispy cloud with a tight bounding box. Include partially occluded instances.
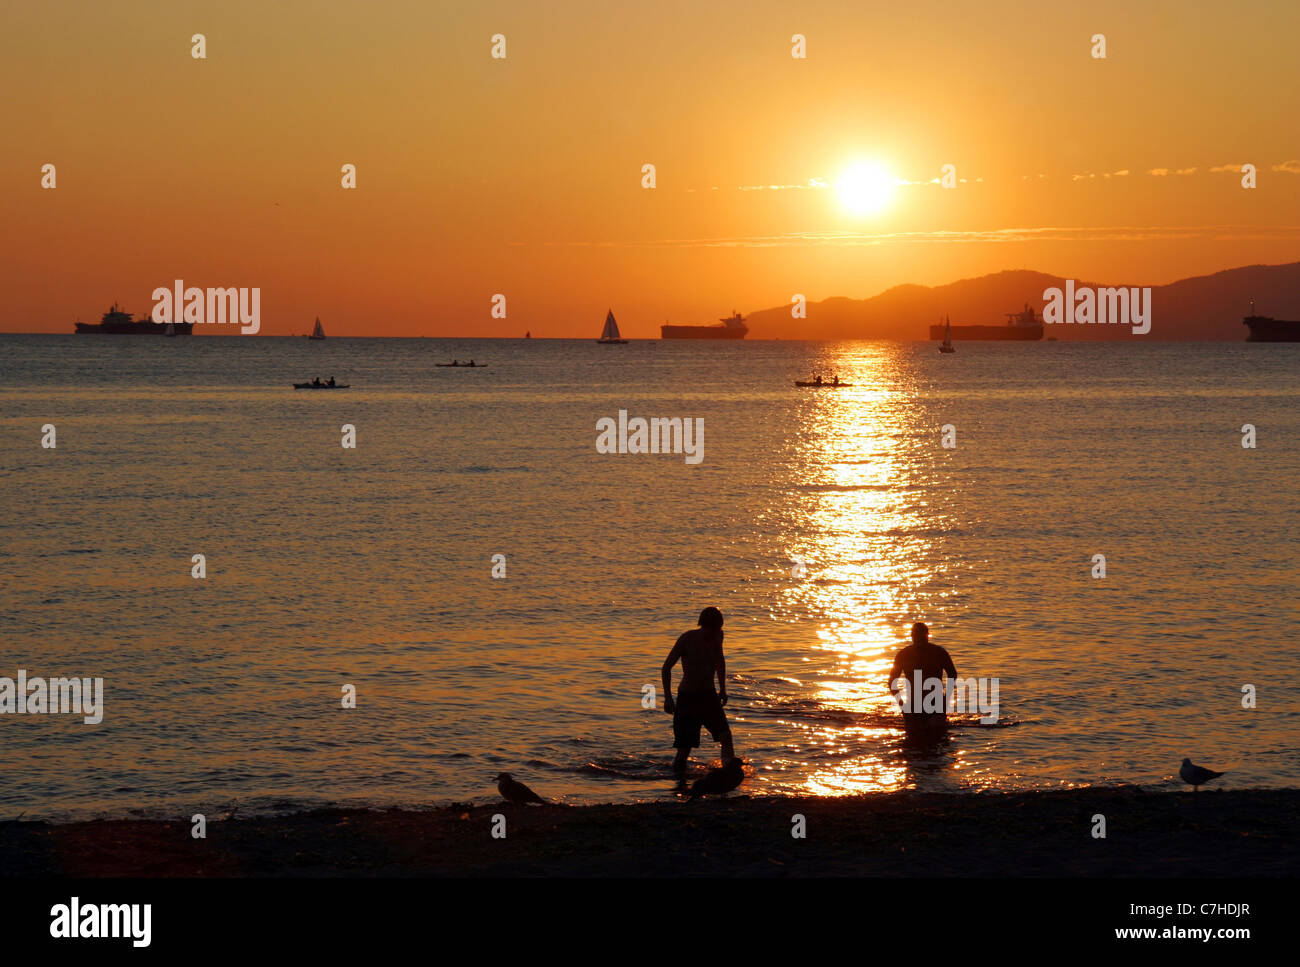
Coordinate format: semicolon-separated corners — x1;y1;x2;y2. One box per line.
525;225;1300;249
690;161;1291;193
722;178;830;192
1074;169;1133;180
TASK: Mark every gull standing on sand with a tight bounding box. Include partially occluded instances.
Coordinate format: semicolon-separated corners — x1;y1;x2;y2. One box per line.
1179;758;1225;791
495;772;548;805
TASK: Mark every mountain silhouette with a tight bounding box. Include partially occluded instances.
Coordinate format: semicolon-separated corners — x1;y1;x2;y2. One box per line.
745;262;1300;340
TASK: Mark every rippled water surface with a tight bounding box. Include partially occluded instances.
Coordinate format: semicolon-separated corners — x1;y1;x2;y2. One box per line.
0;335;1296;818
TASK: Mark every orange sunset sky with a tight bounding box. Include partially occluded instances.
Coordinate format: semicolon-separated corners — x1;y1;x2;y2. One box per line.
2;0;1298;337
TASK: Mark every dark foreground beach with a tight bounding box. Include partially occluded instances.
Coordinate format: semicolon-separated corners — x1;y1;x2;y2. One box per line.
2;788;1295;877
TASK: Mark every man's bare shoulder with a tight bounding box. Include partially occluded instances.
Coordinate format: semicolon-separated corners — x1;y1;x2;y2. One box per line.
678;628;723;652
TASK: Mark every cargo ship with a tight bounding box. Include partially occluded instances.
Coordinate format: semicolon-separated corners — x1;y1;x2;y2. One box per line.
661;311;748;340
1243;300;1300;341
929;303;1043;341
75;304;192;335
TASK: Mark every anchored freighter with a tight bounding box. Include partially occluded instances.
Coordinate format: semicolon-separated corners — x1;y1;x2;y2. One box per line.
661;311;748;340
75;304;192;335
929;303;1043;341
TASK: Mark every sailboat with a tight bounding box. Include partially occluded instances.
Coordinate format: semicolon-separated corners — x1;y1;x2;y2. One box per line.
597;309;628;344
164;321;176;337
308;317;326;340
939;315;955;353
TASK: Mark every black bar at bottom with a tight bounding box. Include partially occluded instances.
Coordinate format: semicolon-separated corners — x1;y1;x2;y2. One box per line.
0;876;1274;954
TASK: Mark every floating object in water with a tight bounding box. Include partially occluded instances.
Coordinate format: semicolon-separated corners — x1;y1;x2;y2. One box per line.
939;315;955;353
930;303;1043;341
662;311;748;340
1243;298;1300;342
75;303;192;335
597;309;628;344
794;377;851;387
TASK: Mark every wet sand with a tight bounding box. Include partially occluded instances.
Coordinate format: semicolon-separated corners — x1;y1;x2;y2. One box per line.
2;788;1294;877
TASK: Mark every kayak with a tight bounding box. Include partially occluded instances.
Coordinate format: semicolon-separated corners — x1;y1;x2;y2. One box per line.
436;363;488;368
293;383;350;389
794;381;852;387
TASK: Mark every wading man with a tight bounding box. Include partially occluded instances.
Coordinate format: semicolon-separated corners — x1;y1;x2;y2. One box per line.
662;607;735;773
888;621;958;736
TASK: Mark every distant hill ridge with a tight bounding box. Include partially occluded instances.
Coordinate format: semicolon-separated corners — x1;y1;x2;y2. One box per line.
745;262;1300;340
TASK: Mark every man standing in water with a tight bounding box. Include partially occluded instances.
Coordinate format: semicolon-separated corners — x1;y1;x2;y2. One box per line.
662;607;735;773
888;622;958;735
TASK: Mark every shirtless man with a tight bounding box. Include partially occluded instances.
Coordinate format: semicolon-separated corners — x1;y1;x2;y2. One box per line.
662;607;735;773
888;621;958;735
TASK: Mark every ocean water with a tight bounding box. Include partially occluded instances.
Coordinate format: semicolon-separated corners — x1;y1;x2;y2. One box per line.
0;334;1296;819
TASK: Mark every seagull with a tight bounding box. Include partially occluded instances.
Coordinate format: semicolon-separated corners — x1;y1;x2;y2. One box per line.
688;758;746;799
1179;758;1225;791
495;772;547;805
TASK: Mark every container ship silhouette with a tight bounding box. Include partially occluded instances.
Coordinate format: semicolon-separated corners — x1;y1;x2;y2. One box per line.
75;304;192;335
1243;300;1300;341
929;303;1043;341
661;311;748;340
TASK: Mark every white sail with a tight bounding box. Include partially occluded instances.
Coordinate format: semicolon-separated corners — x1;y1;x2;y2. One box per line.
939;314;956;352
311;317;325;338
600;310;620;341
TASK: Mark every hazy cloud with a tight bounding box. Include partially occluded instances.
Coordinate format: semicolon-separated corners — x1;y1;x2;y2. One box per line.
529;225;1300;249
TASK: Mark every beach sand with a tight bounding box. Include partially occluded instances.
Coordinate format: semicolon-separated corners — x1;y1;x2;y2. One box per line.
2;789;1294;877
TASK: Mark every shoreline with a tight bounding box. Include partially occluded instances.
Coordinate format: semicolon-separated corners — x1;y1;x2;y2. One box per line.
0;332;1271;341
2;788;1294;877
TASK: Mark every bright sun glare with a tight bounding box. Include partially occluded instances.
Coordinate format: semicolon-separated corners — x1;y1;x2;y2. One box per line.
836;161;897;215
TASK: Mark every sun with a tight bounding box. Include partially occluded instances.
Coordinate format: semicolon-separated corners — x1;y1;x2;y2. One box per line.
835;161;898;215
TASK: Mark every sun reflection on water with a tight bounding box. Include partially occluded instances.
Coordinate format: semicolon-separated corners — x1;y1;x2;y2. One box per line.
773;345;954;794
